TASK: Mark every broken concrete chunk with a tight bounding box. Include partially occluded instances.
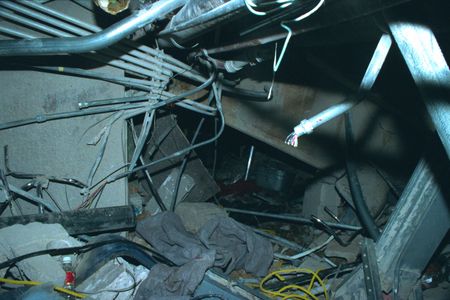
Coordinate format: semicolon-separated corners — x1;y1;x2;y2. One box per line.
0;222;82;284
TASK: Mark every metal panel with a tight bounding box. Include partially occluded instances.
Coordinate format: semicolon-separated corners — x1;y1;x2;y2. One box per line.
334;153;450;299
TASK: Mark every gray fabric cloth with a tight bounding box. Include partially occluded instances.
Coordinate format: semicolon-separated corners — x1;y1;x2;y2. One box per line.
136;211;273;298
134;254;214;300
137;211;214;266
198;216;273;276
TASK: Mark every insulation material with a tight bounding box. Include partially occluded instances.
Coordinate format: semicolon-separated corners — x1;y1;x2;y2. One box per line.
94;0;130;15
166;0;226;29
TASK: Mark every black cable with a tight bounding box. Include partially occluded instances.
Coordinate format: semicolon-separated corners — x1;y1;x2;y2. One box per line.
344;112;380;241
0;66;216;131
4;63;216;116
27;65;159;92
222;84;270;101
88;59;224;188
0;103;147;131
264;262;359;290
170;87;216;211
0;238;174;270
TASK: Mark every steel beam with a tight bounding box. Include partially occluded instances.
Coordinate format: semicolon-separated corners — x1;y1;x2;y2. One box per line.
389;22;450;158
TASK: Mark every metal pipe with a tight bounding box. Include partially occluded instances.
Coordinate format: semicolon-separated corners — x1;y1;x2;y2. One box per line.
292;34;392;137
11;0;200;81
19;0;196;73
0;1;173;78
0;25;31;39
205;0;410;55
0;22;166;84
0;3;171;81
0;0;187;56
224;207;362;231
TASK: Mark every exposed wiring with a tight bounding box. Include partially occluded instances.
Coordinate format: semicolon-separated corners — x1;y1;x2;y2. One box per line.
274;236;334;260
245;0;295;16
265;262;359;291
244;0;325;100
86;112;124;188
43;189;63;212
128;110;156;172
273;23;293;72
293;0;324;21
0;277;86;298
245;0;325;72
0;182;56;211
129;118;167;211
0;238;173;271
253;228;336;267
245;0;268;16
259;268;329;300
104;77;225;186
90;58;224;187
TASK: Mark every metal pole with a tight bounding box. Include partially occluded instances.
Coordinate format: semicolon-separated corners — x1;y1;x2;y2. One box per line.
224;207;362;231
244;145;255;181
388;22;450;158
0;0;187;55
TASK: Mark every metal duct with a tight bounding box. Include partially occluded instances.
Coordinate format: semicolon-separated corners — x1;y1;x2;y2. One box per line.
158;0;246;47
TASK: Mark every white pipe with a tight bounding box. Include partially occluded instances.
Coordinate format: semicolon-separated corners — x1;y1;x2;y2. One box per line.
289;34;393;140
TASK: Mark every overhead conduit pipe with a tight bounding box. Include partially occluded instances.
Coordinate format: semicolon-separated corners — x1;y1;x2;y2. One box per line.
0;0;187;56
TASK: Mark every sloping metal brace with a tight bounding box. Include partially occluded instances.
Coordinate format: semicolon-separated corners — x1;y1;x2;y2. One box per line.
389;22;450;158
361;238;383;300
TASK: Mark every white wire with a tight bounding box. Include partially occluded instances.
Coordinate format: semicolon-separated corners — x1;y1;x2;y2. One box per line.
294;0;325;21
273;23;293;72
245;0;267;16
274;236;334;260
244;0;326;134
245;0;296;16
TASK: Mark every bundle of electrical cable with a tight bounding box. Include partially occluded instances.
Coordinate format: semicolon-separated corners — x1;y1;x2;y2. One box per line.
259;267;329;300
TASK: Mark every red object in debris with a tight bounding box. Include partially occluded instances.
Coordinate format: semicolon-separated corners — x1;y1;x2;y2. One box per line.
64;271;76;287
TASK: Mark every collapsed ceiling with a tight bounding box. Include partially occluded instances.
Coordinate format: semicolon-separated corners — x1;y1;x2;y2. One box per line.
0;0;449;299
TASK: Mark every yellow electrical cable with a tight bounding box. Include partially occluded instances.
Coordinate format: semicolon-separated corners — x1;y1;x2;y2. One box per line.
259;268;329;300
0;277;86;299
